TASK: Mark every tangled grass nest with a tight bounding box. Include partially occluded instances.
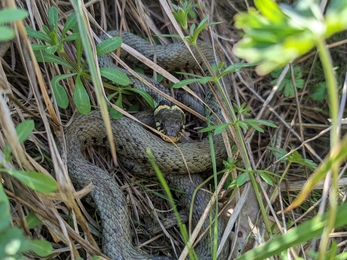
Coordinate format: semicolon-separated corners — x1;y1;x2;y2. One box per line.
1;0;347;259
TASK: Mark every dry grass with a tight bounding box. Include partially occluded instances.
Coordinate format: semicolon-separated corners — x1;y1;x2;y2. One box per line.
1;0;347;259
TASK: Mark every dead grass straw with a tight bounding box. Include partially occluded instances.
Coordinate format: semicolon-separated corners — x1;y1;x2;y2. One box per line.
1;0;346;259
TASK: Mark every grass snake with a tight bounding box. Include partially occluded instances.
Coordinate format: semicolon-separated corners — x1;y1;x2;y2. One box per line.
64;31;230;259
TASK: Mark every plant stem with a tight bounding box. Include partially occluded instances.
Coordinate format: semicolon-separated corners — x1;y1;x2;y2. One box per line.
215;70;273;234
315;39;339;259
194;43;272;234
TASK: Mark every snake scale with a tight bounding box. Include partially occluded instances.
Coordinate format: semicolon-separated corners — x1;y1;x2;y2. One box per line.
64;31;230;259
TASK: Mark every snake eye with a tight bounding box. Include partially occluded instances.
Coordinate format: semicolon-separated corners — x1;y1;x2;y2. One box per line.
160;122;165;133
156;121;166;134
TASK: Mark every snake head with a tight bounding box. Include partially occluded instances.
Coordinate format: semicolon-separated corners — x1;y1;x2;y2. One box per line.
154;104;185;142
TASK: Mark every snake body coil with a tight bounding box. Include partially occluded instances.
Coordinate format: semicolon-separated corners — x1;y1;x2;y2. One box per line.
65;31;229;259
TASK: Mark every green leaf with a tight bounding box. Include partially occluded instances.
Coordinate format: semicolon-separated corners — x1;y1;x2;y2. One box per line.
282;1;325;35
30;43;50;51
109;94;124;120
51;84;70;109
0;227;28;256
16;120;34;143
42;25;51;36
176;71;206;78
51;73;76;109
61;33;81;43
258;171;274;186
254;0;286;23
172;77;212;89
172;3;190;29
199;125;219;133
128;103;140;112
34;51;73;69
73;75;91;115
236;173;248;187
251;119;277;128
271;67;304;97
26;212;42;229
234;102;251;117
325;0;347;37
0;26;15;41
243;119;277;133
62;13;77;37
218;62;257;78
155;73;164;83
237;121;249;131
233;1;325;75
49;30;58;48
0;8;28;24
199;123;231;135
236;202;347;260
48;7;58;31
26;27;51;43
267;146;288;162
213;123;230;135
134;67;145;75
3;144;12;162
96;36;122;57
4;169;58;193
310;82;327;101
289;151;317;170
188;8;198;20
45;45;58;55
191;15;209;43
189;24;196;39
100;67;130;86
0;184;11;232
123;87;155;109
27;239;53;257
336;252;347;260
223;158;238;172
188;15;221;45
246;121;264;133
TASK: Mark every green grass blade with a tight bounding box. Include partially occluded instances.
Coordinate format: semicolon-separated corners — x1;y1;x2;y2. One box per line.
237;202;347;260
